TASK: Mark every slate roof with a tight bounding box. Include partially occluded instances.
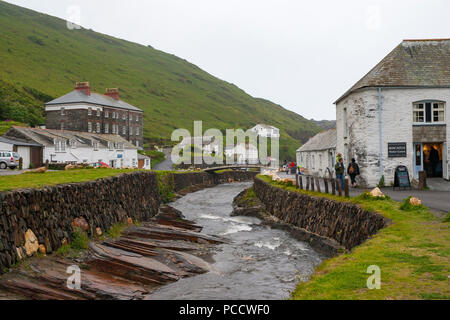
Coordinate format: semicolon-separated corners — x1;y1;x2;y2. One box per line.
45;90;143;112
4;127;137;149
0;136;43;147
335;39;450;103
297;129;336;152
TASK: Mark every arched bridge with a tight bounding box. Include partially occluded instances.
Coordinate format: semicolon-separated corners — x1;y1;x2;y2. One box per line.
203;164;269;173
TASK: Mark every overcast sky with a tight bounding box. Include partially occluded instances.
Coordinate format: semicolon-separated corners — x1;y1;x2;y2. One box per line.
5;0;450;120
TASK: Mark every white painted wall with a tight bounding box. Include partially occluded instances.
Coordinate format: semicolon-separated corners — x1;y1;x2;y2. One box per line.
336;87;450;187
17;146;31;169
44;145;138;168
297;149;335;177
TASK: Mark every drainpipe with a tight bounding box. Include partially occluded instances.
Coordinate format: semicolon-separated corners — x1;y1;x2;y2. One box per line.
378;88;383;179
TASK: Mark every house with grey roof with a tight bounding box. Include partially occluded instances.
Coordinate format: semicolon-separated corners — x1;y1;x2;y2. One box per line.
3;127;139;169
296;129;336;177
335;39;450;187
45;82;144;148
0;136;44;169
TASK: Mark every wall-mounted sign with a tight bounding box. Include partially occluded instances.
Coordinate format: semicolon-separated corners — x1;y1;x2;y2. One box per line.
117;154;123;159
388;143;407;158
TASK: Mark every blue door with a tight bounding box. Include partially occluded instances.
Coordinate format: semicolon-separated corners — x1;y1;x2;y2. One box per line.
414;143;423;178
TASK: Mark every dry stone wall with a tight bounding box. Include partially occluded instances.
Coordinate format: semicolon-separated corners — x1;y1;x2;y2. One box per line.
254;177;389;250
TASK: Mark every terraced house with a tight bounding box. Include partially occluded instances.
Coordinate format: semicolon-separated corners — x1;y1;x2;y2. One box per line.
45;82;144;148
335;39;450;187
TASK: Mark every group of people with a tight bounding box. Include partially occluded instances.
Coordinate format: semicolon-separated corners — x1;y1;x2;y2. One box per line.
335;153;360;189
282;160;297;174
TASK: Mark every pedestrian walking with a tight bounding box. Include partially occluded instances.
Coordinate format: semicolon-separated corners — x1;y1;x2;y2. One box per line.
347;158;360;188
335;157;345;190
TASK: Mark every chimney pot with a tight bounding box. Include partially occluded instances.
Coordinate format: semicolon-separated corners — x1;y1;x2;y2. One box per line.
105;88;120;100
74;82;91;95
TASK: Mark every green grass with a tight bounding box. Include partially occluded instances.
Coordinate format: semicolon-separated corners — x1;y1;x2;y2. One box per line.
0;1;322;160
146;150;166;169
0;169;138;191
257;175;450;300
155;171;176;203
0;120;28;135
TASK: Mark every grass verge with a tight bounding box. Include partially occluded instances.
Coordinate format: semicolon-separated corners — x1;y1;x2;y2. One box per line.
0;169;140;192
258;175;450;300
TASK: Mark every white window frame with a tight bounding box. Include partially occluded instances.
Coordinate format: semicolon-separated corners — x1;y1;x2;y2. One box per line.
136;127;139;136
129;127;133;136
96;123;101;133
93;141;99;151
55;140;66;153
123;126;127;135
413;101;445;124
105;110;109;118
104;123;109;134
97;109;101;117
88;122;93;133
69;139;77;149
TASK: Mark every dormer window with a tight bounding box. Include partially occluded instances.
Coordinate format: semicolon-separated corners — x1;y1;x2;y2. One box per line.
116;143;124;151
93;141;99;151
108;142;114;151
414;101;445;124
55;140;66;152
97;109;101;117
88;107;92;116
105;110;109;118
70;139;77;149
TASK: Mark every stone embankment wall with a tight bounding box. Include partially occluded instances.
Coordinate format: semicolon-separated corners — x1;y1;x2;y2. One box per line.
173;171;258;192
0;172;161;272
0;170;257;272
253;177;389;250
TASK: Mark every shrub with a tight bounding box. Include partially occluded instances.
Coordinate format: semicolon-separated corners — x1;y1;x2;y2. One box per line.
377;175;385;188
400;197;427;212
71;228;89;250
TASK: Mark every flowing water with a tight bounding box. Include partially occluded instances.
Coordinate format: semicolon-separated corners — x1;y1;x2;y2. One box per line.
148;182;323;300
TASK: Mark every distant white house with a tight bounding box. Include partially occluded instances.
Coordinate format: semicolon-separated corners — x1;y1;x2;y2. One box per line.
250;124;280;139
138;154;151;170
3;127;138;169
297;129;336;177
225;143;259;164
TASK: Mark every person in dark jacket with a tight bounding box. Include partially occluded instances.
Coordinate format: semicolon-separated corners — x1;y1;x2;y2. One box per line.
428;146;440;177
347;158;360;188
335;157;345;190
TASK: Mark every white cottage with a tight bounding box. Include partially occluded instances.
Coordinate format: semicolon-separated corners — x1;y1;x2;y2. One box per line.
3;127;138;168
335;39;450;187
296;129;336;177
250;124;280;139
225;143;259;164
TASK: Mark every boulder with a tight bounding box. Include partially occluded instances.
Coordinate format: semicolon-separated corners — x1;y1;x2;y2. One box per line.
72;217;89;232
24;229;39;257
369;187;385;198
24;167;47;174
127;217;133;225
410;197;422;206
96;227;103;236
38;244;46;254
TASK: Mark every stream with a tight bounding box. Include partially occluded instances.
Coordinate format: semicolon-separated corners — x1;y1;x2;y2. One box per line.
148;182;323;300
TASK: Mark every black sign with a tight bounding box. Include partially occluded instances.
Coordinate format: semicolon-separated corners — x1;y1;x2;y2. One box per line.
394;166;411;190
388;143;407;158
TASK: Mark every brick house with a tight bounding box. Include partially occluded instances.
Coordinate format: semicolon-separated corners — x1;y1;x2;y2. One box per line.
45;82;144;148
335;39;450;187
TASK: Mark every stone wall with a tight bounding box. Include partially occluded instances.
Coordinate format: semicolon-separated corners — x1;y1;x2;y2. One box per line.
253;177;389;250
173;171;258;192
0;170;257;272
0;172;161;272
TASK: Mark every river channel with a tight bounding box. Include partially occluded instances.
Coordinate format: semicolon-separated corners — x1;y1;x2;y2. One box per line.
148;182;323;300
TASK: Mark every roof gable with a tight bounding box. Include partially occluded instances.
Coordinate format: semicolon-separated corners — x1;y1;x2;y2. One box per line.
297;128;336;152
335;39;450;103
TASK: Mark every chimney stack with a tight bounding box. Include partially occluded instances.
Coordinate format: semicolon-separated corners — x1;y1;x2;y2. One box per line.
74;82;91;96
105;88;120;100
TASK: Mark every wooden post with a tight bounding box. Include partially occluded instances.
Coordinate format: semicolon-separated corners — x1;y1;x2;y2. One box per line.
344;178;350;197
299;175;304;190
324;177;329;194
306;176;310;191
315;177;321;193
337;179;342;197
295;173;299;188
311;177;315;191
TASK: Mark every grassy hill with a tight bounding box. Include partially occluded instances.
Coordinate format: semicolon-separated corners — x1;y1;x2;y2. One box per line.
0;1;321;160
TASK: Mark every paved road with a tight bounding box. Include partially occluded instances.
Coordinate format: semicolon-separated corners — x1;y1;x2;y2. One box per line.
0;170;25;176
153;148;174;171
278;172;449;215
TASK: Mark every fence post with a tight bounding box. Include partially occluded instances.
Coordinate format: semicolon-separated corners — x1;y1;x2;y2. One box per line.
315;177;321;193
306;176;310;191
311;176;315;191
295;173;299;189
299;175;304;190
345;178;350;198
337;179;342;197
324;177;329;194
331;178;336;195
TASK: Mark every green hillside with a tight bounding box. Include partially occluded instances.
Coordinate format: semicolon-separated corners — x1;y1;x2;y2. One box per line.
0;1;321;160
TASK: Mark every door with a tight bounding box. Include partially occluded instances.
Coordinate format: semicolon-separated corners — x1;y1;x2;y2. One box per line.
444;142;449;180
414;143;423;179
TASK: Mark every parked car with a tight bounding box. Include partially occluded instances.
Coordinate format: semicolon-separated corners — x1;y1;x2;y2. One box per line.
0;151;20;169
